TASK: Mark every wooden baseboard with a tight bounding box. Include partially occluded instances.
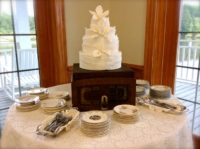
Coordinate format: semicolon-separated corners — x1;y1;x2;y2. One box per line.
67;63;144;82
122;63;144;79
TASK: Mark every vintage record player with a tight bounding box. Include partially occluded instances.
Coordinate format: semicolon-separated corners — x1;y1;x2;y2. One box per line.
71;63;136;111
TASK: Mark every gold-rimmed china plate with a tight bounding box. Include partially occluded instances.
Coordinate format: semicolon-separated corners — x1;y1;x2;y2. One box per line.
82;111;110;124
114;104;139;115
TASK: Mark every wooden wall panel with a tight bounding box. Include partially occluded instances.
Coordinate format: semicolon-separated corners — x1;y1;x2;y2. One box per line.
162;1;180;88
143;0;180;93
35;0;69;87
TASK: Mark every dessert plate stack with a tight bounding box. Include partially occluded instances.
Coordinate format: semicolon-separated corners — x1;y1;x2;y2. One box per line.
149;85;171;99
136;79;150;89
41;99;68;114
27;87;49;100
80;111;111;137
113;104;140;123
15;95;40;112
48;91;70;101
136;86;146;97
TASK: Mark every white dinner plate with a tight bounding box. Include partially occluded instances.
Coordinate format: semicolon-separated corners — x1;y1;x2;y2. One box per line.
42;104;68;113
114;104;139;116
15;95;39;104
82;111;110;124
16;101;40;109
48;91;70;100
16;103;40;112
136;79;149;85
27;87;48;95
150;85;171;91
41;99;66;109
136;86;146;93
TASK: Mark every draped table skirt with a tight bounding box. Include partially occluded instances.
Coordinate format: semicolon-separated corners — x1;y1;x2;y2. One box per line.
1;84;194;149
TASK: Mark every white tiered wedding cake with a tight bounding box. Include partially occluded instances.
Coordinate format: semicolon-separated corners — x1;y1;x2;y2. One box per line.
79;5;122;70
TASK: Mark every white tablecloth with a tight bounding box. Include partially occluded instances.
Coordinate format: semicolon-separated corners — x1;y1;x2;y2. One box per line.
1;84;194;149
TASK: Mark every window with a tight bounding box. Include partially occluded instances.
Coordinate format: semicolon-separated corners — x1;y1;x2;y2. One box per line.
175;0;200;135
0;0;68;135
0;0;40;101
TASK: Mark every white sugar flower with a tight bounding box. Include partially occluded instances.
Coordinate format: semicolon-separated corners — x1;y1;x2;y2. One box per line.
89;5;109;20
90;18;112;41
93;44;111;57
93;50;102;57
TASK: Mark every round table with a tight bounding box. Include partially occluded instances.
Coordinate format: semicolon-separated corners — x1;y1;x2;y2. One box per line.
1;84;194;149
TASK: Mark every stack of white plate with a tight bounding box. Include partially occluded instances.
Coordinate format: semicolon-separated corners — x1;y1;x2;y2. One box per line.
27;87;49;100
150;85;171;99
80;111;111;137
15;95;40;112
136;86;146;97
48;91;70;101
41;99;68;114
113;104;140;123
136;79;150;89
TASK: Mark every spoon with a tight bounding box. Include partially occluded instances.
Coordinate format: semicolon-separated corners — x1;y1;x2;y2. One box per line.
53;116;73;133
44;113;63;131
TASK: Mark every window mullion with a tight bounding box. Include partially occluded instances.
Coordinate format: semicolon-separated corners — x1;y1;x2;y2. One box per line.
10;0;22;97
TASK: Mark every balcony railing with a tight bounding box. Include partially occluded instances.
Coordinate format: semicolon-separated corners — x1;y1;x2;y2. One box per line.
176;39;200;84
0;48;40;100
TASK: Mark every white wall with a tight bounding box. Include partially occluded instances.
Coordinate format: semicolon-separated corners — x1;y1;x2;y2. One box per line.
65;0;146;66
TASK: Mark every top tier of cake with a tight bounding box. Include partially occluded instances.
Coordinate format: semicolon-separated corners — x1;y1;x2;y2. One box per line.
82;5;119;56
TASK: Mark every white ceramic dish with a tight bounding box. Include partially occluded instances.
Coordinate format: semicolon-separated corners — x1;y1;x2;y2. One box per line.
36;109;79;136
38;93;49;100
48;91;70;101
150;85;171;91
113;104;139;116
136;79;149;84
136;86;146;93
113;111;139;119
27;87;48;95
16;103;40;112
136;97;188;114
41;99;66;109
42;106;68;115
150;85;171;99
15;95;39;104
82;111;110;124
136;79;150;89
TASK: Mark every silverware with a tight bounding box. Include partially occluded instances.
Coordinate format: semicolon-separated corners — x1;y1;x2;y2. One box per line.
136;97;188;113
54;116;72;133
44;113;63;131
150;100;176;110
36;113;73;136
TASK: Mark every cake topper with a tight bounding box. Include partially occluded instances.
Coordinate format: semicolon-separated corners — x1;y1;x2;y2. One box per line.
89;5;109;20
